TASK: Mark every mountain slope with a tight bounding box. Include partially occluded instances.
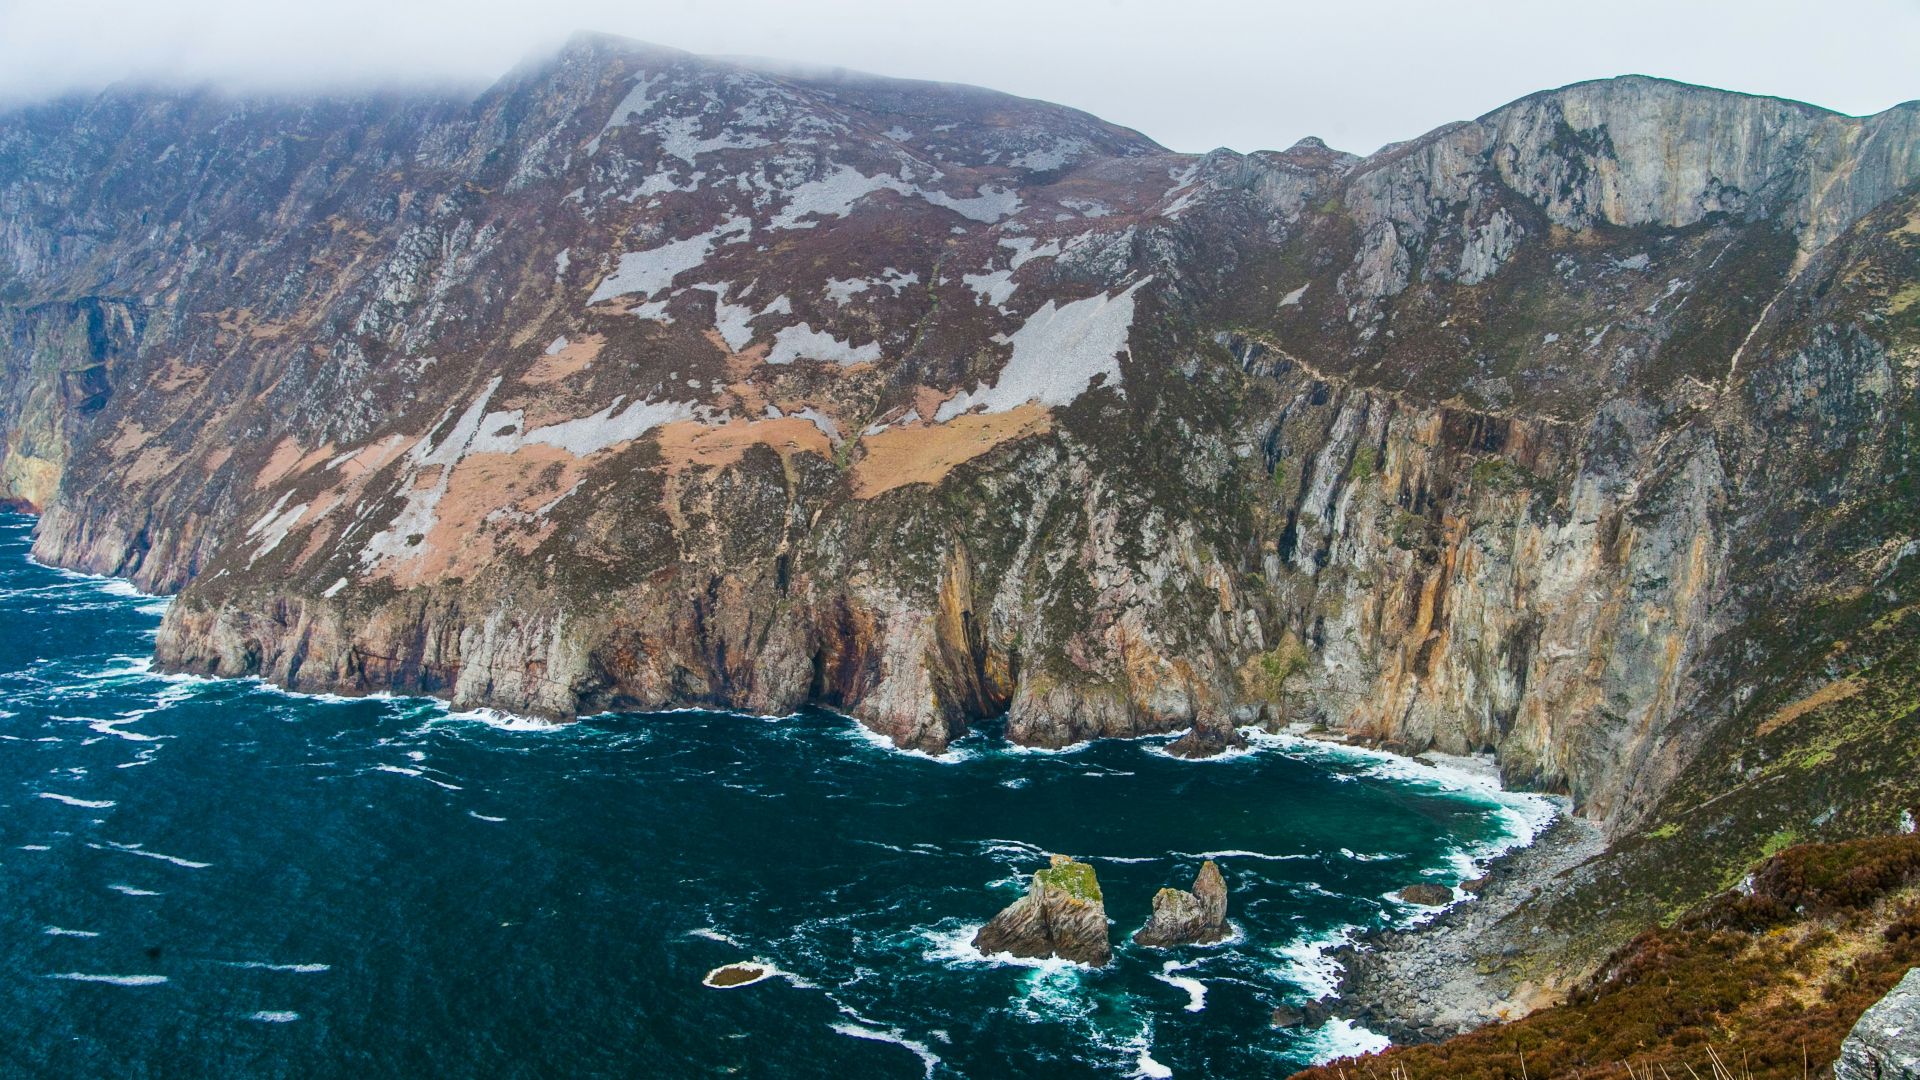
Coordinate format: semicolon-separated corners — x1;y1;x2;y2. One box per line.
4;38;1920;984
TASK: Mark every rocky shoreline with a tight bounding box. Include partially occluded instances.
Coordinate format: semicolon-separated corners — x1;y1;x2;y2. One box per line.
1324;809;1607;1045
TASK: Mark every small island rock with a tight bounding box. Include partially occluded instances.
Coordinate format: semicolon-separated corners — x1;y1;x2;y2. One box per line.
1134;860;1231;947
1396;883;1455;906
974;855;1111;966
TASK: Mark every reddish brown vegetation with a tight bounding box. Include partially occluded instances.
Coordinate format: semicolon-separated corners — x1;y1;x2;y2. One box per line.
1290;835;1920;1080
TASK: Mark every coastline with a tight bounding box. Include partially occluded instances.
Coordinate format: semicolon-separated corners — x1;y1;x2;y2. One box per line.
1326;806;1607;1045
14;514;1609;1069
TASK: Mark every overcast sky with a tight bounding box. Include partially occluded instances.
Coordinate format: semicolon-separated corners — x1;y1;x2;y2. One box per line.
1;0;1914;154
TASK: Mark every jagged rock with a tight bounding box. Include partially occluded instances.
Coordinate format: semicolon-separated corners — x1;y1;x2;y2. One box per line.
1837;968;1920;1080
1462;876;1492;894
973;855;1110;966
1163;724;1250;760
1134;860;1230;946
1271;1000;1332;1030
1396;884;1455;907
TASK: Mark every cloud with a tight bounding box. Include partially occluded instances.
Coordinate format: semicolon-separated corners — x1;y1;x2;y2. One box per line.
0;0;1914;155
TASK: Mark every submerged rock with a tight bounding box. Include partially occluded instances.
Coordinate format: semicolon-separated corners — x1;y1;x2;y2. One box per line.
973;855;1111;966
1837;967;1920;1080
1396;883;1455;907
1134;860;1230;947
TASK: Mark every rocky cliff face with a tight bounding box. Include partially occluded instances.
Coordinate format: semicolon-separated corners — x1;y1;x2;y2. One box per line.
5;38;1919;863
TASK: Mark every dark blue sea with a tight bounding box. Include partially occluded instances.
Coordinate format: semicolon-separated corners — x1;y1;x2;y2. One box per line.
0;512;1552;1078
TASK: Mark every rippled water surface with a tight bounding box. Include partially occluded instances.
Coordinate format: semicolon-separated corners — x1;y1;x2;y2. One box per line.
0;513;1551;1077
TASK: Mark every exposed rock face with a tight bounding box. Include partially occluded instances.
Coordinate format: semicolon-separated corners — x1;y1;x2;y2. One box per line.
4;38;1920;935
1133;859;1229;947
1396;883;1457;907
1164;726;1250;760
973;855;1110;966
1838;968;1920;1080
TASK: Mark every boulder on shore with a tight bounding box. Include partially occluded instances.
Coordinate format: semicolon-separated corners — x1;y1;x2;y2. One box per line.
973;855;1111;966
1133;860;1231;947
1271;1000;1332;1030
1396;883;1455;906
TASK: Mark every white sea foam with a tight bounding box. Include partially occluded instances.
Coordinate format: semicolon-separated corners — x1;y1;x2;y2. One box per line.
88;655;154;680
1302;1017;1392;1065
91;841;210;869
83;718;162;743
36;792;115;809
1130;1048;1174;1079
838;716;974;764
32;561;165;602
20;844;51;852
1180;848;1310;863
1153;960;1207;1012
828;1022;941;1078
108;884;161;896
249;1011;300;1023
467;811;508;823
1272;924;1361;999
688;927;743;947
976;838;1050;861
222;961;330;973
46;973;168;986
440;708;564;732
988;738;1091;757
372;764;463;791
45;926;101;938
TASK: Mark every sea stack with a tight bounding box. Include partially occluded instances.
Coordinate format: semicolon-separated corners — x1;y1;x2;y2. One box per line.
1133;860;1230;946
973;855;1111;966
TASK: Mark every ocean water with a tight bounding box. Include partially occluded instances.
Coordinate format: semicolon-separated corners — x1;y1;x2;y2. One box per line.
0;513;1553;1078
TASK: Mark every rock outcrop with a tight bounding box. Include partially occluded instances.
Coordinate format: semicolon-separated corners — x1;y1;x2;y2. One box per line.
973;855;1110;966
1838;968;1920;1080
1396;884;1456;907
1133;859;1230;947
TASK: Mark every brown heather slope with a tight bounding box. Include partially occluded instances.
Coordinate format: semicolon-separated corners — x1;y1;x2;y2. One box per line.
1292;835;1920;1080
